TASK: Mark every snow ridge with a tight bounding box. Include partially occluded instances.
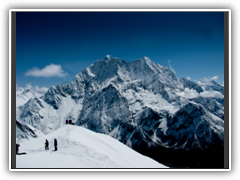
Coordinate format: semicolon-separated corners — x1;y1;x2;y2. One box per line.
16;125;167;168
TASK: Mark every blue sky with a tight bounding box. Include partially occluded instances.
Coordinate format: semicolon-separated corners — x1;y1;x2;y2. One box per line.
16;11;224;88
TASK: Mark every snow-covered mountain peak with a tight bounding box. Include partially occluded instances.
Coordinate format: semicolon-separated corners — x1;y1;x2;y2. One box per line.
16;56;225;168
104;55;111;60
197;78;224;94
198;78;213;85
16;86;46;107
197;78;221;87
74;56;178;87
139;56;152;63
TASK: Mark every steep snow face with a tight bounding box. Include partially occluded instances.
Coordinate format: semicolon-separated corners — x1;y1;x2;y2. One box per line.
76;84;130;134
84;56;180;88
44;85;68;109
89;57;128;84
16;119;44;143
16;125;168;168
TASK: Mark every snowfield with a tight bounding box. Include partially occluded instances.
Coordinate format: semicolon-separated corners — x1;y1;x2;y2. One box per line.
16;125;168;169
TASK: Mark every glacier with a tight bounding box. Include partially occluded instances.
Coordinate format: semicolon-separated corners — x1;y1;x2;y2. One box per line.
16;56;224;168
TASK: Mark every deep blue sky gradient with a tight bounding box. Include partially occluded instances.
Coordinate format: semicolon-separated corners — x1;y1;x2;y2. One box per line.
16;12;224;88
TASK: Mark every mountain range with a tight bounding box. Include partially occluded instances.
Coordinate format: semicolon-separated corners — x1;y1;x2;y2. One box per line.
16;56;224;168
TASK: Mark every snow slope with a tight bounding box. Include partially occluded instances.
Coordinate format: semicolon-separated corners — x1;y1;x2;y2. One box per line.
16;125;168;168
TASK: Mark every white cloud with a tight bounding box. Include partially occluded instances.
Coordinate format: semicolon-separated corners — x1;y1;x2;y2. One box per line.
210;75;218;81
176;90;224;100
35;85;49;94
17;83;48;94
200;91;224;99
26;83;32;89
176;91;199;99
25;63;68;78
187;76;191;80
168;60;176;73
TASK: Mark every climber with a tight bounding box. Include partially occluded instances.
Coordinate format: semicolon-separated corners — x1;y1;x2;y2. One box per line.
45;139;49;150
54;138;58;151
16;144;20;154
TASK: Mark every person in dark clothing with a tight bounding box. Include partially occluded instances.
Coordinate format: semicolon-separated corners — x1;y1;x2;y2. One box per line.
54;138;58;151
66;119;68;124
16;144;20;154
45;139;49;150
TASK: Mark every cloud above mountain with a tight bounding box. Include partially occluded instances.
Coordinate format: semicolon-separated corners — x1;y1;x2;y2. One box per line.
17;83;48;94
211;75;218;81
25;64;68;78
168;60;176;73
